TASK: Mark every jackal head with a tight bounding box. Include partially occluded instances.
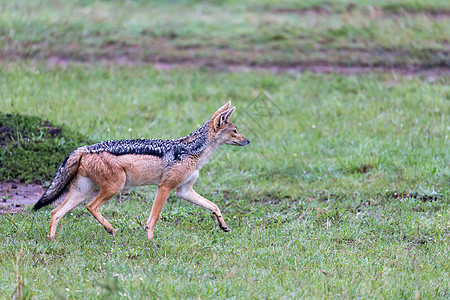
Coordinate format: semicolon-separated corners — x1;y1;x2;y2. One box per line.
210;101;250;146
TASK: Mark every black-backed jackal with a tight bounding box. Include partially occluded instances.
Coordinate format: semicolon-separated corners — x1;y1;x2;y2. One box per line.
33;101;250;240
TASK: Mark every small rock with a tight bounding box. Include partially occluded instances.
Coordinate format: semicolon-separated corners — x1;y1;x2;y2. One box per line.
47;128;62;136
11;184;17;189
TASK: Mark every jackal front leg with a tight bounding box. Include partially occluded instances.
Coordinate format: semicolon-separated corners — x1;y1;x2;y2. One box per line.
176;185;230;232
146;185;172;240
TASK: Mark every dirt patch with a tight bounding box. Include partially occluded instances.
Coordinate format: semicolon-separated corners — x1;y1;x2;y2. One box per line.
271;7;332;16
2;38;449;77
271;6;450;19
0;181;45;214
381;5;450;18
0;181;102;214
41;56;450;79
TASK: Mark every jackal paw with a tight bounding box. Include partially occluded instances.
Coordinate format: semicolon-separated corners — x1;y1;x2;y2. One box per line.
106;228;117;236
219;224;231;232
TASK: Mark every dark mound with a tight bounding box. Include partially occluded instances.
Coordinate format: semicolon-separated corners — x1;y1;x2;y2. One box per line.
0;112;92;183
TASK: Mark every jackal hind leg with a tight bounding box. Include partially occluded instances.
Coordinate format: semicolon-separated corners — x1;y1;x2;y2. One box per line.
48;176;95;241
87;175;125;236
176;186;230;232
146;185;173;240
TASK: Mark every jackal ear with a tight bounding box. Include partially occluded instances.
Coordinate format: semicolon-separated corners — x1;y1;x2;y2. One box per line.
214;107;235;131
224;106;235;122
212;101;231;118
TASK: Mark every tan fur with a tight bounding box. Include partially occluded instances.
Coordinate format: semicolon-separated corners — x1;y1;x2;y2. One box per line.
45;102;249;240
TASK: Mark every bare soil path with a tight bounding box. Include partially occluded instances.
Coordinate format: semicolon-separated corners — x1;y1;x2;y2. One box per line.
0;181;45;214
19;56;448;78
2;40;449;78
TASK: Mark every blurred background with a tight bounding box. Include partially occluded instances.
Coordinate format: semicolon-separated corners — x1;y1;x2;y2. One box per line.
1;0;448;74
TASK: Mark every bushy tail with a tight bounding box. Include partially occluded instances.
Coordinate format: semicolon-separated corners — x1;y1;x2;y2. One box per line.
33;150;83;211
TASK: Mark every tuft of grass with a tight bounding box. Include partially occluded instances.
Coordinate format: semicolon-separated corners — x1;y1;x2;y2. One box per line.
0;112;92;183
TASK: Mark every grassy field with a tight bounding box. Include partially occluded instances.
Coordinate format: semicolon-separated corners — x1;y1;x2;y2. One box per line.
1;0;449;68
0;0;449;299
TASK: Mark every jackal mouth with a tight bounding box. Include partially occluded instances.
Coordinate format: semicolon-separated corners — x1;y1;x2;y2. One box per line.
233;139;250;146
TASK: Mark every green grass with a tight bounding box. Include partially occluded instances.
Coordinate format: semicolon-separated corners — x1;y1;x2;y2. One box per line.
1;65;448;198
0;0;449;67
0;64;448;298
0;112;92;183
0;0;449;298
1;193;449;298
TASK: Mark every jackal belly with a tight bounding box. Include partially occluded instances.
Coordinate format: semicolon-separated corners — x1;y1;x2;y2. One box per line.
79;152;167;188
119;155;167;187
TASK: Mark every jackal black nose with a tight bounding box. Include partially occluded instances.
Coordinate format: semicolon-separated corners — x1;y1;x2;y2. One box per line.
236;138;250;146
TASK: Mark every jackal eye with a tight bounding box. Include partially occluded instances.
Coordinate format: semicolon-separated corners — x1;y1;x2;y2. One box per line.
232;129;238;134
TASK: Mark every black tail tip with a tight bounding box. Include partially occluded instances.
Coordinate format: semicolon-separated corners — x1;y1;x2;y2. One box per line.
33;200;46;211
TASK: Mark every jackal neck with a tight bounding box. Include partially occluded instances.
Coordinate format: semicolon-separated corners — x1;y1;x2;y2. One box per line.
174;120;210;155
175;119;220;169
